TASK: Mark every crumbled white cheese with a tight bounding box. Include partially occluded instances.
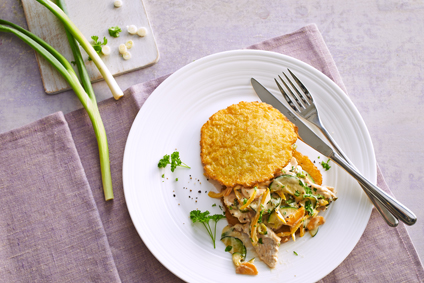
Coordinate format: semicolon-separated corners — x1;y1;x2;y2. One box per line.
125;40;134;49
123;51;132;60
127;25;137;35
101;45;111;55
137;27;147;37
118;44;127;54
114;0;123;7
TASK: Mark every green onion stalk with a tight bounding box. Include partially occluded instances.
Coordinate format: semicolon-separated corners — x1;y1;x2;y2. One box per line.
0;15;115;200
36;0;123;100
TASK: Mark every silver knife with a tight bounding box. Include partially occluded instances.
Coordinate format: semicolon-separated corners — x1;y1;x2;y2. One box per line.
251;78;417;226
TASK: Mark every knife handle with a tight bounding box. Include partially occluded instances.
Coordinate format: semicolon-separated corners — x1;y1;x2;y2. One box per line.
316;125;398;227
330;152;416;226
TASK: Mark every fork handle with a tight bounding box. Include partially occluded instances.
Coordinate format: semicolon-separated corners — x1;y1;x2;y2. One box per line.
317;124;399;227
330;152;416;226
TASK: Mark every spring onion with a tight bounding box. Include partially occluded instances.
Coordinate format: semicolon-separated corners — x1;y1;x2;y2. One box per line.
35;0;124;100
0;19;114;200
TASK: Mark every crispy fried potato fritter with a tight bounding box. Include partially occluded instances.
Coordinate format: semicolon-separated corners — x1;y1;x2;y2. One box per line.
293;150;323;185
200;101;298;187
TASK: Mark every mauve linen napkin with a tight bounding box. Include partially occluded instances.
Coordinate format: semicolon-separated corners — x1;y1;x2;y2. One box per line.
1;24;423;282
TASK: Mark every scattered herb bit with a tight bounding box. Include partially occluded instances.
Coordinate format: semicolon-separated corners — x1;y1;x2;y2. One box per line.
175;178;178;181
70;60;76;65
190;210;225;248
321;159;331;171
258;238;263;244
296;172;306;178
108;26;122;37
258;210;264;223
294;190;300;197
293;251;298;256
225;245;232;252
212;204;216;207
305;200;314;215
161;174;164;178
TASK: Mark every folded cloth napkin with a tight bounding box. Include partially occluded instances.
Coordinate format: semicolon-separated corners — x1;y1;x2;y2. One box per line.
1;24;423;282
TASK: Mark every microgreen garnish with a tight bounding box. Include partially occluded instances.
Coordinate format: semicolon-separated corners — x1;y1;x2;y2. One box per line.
293;251;298;256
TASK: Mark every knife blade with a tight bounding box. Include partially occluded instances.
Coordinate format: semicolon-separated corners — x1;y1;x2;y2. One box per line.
251;78;417;226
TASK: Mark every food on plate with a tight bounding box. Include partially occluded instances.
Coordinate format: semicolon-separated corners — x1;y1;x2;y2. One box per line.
158;151;190;172
200;101;298;188
200;101;337;275
189;210;226;248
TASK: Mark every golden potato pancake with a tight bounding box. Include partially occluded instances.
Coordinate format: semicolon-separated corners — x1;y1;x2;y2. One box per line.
293;150;322;185
200;101;298;187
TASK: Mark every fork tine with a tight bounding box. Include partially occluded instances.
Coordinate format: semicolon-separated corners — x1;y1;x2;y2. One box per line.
283;72;309;106
287;69;313;102
274;78;299;112
278;74;305;110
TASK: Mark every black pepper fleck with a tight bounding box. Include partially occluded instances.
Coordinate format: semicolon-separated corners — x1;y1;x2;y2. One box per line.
198;190;201;193
173;194;176;197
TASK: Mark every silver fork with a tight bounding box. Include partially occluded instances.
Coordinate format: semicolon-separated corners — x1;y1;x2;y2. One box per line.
275;69;399;227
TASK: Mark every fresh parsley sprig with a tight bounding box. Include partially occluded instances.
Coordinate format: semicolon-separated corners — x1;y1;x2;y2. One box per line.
158;151;190;172
190;209;225;248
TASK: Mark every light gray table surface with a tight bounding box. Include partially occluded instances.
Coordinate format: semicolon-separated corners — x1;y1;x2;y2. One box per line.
1;0;423;265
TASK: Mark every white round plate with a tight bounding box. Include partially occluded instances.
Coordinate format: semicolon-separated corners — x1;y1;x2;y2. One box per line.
123;50;375;283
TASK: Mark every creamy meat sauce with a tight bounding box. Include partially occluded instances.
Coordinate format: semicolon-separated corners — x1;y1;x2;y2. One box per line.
220;157;338;275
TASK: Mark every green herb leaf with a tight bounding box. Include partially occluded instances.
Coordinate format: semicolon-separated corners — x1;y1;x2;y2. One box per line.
321;159;331;171
170;151;190;172
108;26;122;37
305;200;314;215
158;154;170;168
225;246;232;252
190;209;225;248
258;238;263;244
